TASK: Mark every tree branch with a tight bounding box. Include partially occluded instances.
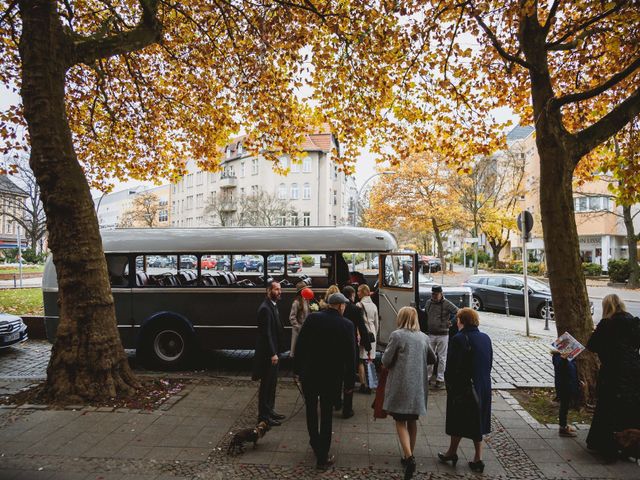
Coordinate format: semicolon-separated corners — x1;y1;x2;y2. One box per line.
574;86;640;160
543;0;561;33
552;55;640;107
471;6;532;70
546;27;610;51
72;0;162;66
0;0;18;26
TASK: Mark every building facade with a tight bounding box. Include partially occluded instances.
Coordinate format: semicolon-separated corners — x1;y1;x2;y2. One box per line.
170;131;356;227
502;126;640;272
0;175;28;250
95;184;171;229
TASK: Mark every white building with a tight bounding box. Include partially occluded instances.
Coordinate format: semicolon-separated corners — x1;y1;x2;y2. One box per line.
171;130;356;227
95;184;171;229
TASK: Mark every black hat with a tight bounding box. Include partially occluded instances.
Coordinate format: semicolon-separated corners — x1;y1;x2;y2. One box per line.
327;293;349;305
431;285;443;294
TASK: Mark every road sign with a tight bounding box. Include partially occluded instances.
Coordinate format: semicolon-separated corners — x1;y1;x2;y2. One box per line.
517;211;534;234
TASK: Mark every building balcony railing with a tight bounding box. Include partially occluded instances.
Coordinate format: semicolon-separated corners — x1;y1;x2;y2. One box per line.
220;175;237;189
219;203;237;212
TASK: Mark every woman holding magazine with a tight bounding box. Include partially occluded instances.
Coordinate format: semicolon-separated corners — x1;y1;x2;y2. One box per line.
586;294;640;463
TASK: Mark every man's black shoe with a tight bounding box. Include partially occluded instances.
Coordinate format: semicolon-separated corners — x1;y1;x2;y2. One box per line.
266;418;282;427
316;454;335;470
271;413;286;420
342;409;355;419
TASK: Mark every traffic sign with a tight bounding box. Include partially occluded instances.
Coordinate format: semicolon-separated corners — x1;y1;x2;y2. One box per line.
517;211;534;234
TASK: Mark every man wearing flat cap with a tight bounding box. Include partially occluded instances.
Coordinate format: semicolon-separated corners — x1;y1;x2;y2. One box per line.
424;285;458;389
294;292;355;470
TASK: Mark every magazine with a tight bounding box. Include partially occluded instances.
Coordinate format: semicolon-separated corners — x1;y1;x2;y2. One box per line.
551;332;585;361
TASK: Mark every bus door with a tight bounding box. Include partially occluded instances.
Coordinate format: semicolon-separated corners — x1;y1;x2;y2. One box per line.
377;252;419;348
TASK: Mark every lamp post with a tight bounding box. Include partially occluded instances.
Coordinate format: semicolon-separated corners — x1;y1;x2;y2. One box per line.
351;171;395;270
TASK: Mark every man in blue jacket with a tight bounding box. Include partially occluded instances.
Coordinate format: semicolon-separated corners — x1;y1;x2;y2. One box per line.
252;281;286;426
294;293;355;470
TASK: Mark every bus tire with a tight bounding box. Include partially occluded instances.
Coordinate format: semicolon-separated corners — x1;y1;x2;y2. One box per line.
140;320;193;370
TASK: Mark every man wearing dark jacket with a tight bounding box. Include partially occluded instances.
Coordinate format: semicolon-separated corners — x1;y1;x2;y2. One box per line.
424;285;458;389
252;281;286;426
294;293;355;470
338;285;371;418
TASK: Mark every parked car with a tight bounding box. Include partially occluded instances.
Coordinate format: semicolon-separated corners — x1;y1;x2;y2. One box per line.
462;274;594;319
201;256;217;270
179;255;197;269
233;257;264;272
0;313;28;349
267;255;285;272
420;256;441;273
287;256;302;273
418;275;472;311
149;255;171;268
215;257;231;271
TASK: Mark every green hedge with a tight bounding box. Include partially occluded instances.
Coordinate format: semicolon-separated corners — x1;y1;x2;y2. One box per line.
608;259;630;283
582;262;603;276
301;255;315;267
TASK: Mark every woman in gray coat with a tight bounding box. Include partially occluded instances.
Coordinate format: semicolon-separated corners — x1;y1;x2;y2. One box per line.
382;306;434;480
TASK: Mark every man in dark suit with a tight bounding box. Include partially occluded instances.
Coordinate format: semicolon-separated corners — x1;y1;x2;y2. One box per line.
294;293;355;470
252;281;286;426
338;285;371;418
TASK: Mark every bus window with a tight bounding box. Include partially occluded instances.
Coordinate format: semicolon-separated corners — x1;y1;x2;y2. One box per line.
383;254;414;289
231;254;264;276
288;253;329;289
136;254;178;287
107;255;129;287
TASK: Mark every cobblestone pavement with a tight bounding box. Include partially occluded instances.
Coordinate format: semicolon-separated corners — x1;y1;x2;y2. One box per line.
0;378;637;479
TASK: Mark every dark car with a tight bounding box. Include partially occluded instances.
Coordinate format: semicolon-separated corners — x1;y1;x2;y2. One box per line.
179;255;197;269
267;255;285;272
462;274;593;320
150;256;171;268
418;275;472;311
287;256;302;273
0;313;28;349
233;257;264;272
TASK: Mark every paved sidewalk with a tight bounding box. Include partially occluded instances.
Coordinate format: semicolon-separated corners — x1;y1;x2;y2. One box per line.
0;378;637;479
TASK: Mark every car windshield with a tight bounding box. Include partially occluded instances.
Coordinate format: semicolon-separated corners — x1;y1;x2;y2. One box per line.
528;278;550;291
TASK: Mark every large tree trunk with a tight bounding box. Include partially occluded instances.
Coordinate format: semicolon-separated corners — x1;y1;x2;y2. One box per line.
431;217;445;269
488;241;503;269
19;0;139;402
623;205;639;288
522;20;598;404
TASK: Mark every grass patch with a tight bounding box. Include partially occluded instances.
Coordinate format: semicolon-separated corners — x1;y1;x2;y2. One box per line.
510;388;593;425
0;265;44;274
0;288;43;316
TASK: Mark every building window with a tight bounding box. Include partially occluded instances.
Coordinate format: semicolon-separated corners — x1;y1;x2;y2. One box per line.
291;183;299;200
195;171;203;186
208;172;217;183
196;216;203;225
303;182;311;200
252;159;259;175
240;187;245;197
333;165;338;180
172;184;177;194
159;210;168;222
291;160;300;173
196;193;204;209
333;190;337;206
186;174;194;188
226;146;232;159
237;142;243;155
278;183;287;200
240;162;245;177
279;156;289;170
303;212;311;226
159;196;168;207
172;201;176;215
277;215;287;226
186;196;194;210
575;196;610;212
251;185;259;195
289;212;299;226
302;156;312;173
333;215;337;226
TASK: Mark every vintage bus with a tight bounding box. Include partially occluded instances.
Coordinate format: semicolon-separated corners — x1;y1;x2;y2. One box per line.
43;226;438;368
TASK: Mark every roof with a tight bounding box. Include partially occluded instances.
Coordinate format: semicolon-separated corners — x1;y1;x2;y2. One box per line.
0;176;27;197
99;226;398;254
506;125;534;143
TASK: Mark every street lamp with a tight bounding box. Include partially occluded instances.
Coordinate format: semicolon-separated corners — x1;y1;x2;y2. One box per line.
351;171;395;270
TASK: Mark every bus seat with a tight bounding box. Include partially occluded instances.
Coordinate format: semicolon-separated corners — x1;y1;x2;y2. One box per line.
136;272;150;286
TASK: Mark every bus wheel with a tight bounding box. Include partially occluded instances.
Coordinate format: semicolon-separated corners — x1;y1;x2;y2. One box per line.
141;321;192;370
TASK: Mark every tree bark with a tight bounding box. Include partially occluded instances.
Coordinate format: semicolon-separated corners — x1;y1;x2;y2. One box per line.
623;205;639;288
19;0;139;402
488;241;503;269
431;217;445;268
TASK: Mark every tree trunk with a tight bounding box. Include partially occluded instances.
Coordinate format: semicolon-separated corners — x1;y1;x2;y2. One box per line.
623;205;639;288
19;0;139;402
489;241;503;269
431;218;445;269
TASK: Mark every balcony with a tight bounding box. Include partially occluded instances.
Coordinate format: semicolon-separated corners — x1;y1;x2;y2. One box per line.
220;175;237;189
219;202;237;213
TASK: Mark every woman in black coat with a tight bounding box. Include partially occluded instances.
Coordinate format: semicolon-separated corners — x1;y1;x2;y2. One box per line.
438;308;493;473
586;294;640;462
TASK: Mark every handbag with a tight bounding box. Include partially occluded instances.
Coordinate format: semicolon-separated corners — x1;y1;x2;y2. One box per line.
366;359;379;389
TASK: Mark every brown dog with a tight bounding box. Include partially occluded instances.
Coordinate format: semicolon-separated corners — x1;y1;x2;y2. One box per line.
614;429;640;460
227;421;270;455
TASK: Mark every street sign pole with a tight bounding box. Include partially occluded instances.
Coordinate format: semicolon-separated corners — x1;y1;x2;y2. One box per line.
521;212;530;337
17;225;23;288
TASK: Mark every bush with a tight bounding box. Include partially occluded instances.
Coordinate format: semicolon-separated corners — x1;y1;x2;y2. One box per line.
608;259;630;283
342;253;365;266
582;262;603;277
301;255;315;267
21;248;47;264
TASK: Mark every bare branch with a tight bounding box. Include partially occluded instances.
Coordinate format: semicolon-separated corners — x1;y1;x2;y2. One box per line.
543;0;561;33
72;0;162;66
546;27;611;51
552;55;640;107
0;0;18;26
573;86;640;161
